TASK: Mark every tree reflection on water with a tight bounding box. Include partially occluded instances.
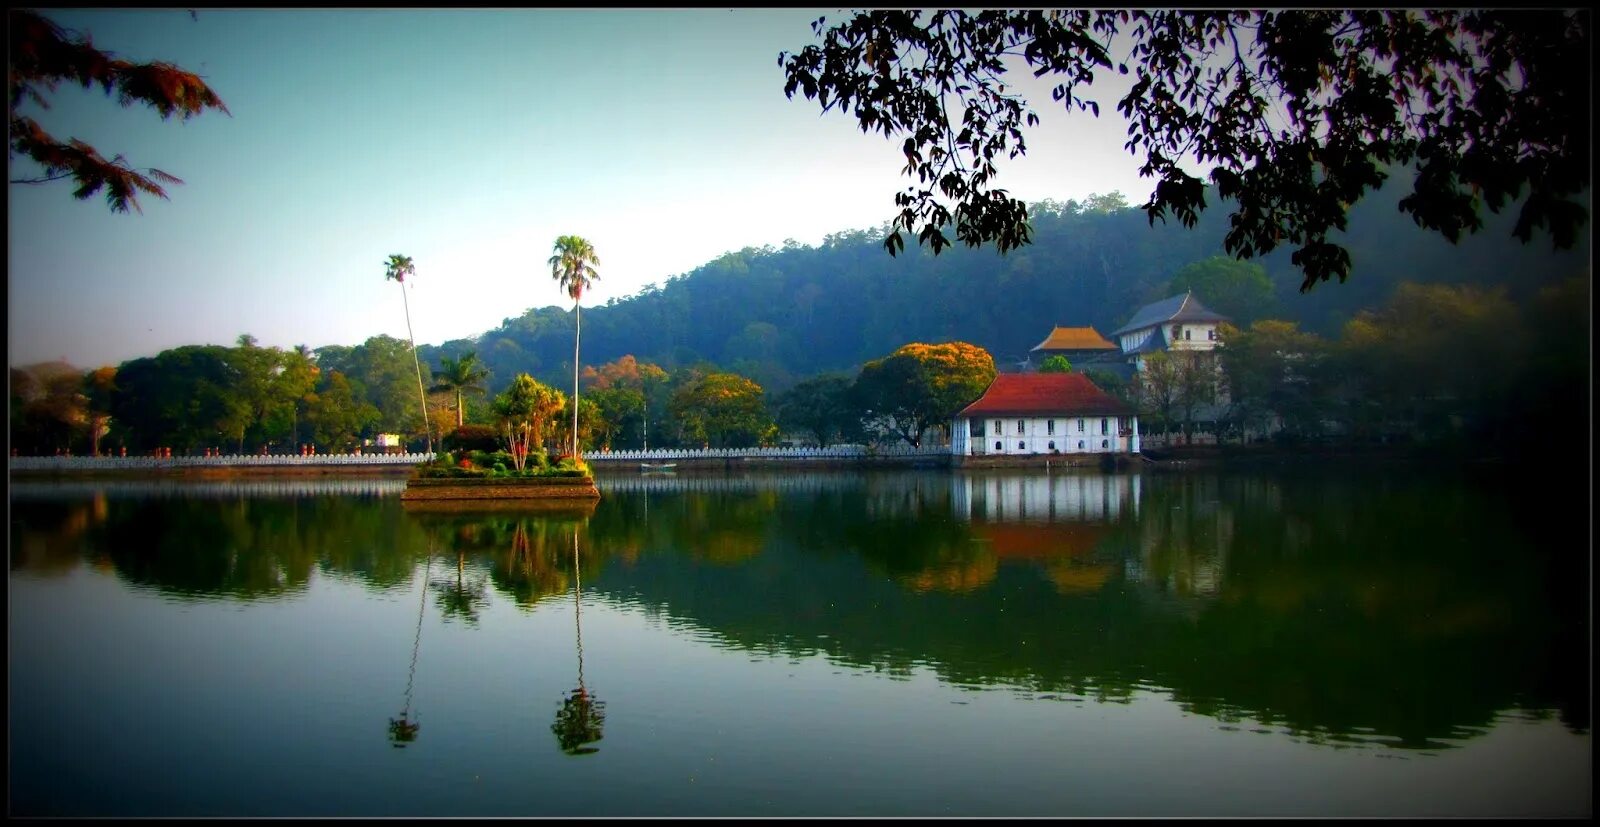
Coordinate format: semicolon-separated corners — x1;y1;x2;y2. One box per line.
553;531;605;755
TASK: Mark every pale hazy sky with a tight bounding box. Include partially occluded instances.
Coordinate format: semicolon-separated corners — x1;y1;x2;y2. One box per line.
9;9;1151;368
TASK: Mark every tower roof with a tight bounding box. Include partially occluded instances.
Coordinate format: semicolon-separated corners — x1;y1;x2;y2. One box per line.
1111;291;1230;336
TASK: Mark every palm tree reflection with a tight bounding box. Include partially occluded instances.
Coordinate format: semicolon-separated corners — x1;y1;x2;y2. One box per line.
552;531;605;755
432;548;488;626
389;546;433;748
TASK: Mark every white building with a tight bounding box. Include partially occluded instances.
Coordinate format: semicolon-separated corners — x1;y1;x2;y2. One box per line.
1111;290;1230;373
951;373;1139;456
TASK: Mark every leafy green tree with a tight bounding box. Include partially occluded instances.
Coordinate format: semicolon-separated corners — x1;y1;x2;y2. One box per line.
8;9;230;212
551;395;603;455
775;374;858;446
586;386;644;451
107;346;238;452
493;373;564;470
1218;320;1331;441
669;372;774;448
580;355;668;449
305;370;378;452
1038;355;1073;374
780;10;1589;288
328;335;431;440
385;254;433;455
1168;256;1277;325
273;344;318;451
853;342;996;447
549;235;601;458
431;350;490;429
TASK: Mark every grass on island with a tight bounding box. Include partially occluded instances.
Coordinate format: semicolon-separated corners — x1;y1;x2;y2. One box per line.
414;449;591;480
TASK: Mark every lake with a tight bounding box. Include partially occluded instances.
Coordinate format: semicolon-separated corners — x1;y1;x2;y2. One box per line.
8;467;1590;817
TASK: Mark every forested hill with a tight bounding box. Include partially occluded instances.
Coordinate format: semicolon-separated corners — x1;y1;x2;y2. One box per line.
423;185;1588;395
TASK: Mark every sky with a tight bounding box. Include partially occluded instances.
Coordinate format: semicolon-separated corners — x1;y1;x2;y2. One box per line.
9;9;1152;369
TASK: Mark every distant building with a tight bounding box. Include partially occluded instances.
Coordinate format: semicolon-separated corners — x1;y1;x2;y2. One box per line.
1028;325;1121;369
951;373;1139;456
1111;291;1230;373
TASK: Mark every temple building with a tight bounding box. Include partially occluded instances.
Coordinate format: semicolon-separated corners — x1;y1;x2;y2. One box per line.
951;373;1139;457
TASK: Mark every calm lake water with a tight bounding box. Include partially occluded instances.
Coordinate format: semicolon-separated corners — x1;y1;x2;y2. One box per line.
8;467;1591;817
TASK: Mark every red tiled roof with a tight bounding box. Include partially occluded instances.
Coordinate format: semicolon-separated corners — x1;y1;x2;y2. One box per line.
957;373;1133;417
1030;326;1118;353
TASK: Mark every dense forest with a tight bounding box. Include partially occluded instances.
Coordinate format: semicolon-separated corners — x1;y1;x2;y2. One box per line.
10;183;1590;456
423;183;1588;396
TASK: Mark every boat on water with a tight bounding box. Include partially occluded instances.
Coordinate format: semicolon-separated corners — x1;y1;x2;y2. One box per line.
640;462;678;473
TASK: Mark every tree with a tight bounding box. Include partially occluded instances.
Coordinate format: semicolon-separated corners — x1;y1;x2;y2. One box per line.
580;355;667;449
385;254;433;455
1038;355;1073;373
8;9;230;212
853;342;996;447
668;372;774;448
775;373;857;446
549;236;600;458
1168;256;1277;325
305;370;378;452
431;350;490;429
586;386;644;451
1137;350;1221;445
780;10;1590;289
82;366;117;456
1217;320;1330;440
493;373;564;471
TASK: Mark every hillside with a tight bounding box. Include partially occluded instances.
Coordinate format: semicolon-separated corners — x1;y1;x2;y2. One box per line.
422;184;1589;394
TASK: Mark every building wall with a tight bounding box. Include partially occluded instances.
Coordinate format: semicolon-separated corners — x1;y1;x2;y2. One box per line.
953;414;1140;456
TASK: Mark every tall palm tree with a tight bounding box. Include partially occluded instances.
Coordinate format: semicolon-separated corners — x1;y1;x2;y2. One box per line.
384;254;433;456
430;350;490;429
548;236;600;459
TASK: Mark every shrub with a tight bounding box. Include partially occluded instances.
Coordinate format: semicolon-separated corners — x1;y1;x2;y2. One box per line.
444;425;501;453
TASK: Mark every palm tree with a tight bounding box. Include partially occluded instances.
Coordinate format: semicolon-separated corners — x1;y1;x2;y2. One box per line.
384;254;433;456
430;350;490;430
548;236;600;459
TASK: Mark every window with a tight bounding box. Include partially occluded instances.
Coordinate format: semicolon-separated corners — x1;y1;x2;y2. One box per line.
1016;419;1025;435
1018;441;1025;450
994;441;1002;451
1077;418;1085;433
1185;329;1192;341
1077;440;1085;450
1047;419;1055;435
994;420;1002;434
1208;329;1217;341
1100;418;1108;435
1048;441;1055;451
1101;439;1109;449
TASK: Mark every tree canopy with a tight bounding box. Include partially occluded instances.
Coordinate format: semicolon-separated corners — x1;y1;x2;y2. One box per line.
853;341;996;447
8;8;230;212
780;10;1590;289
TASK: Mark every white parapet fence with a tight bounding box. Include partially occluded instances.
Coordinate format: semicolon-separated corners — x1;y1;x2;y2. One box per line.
584;444;951;462
9;453;436;472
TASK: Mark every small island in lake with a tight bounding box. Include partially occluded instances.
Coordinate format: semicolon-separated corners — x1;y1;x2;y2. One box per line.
400;448;600;506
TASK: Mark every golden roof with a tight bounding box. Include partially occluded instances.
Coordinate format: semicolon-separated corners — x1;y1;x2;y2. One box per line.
1030;326;1118;353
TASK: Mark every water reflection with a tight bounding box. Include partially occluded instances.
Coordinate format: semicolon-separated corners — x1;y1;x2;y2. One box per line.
9;469;1588;753
389;546;432;748
552;532;606;756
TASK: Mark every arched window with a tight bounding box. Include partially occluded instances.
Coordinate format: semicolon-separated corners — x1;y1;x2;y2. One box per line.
994;441;1002;451
1077;440;1084;450
1018;441;1025;450
1101;439;1109;449
1048;441;1055;451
